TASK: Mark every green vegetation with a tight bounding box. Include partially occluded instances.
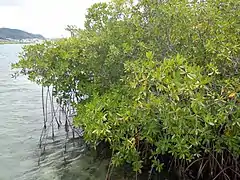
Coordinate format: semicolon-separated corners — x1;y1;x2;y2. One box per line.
0;28;44;40
0;41;11;44
0;41;26;45
12;0;240;179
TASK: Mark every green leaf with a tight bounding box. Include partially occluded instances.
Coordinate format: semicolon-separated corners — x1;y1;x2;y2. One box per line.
146;51;153;60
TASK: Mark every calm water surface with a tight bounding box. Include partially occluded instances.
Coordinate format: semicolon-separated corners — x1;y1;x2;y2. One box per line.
0;44;109;180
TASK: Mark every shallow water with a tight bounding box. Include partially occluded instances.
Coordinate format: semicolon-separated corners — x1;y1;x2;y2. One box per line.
0;44;176;180
0;44;110;180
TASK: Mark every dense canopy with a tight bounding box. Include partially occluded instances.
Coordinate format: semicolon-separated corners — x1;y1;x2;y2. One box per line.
13;0;240;179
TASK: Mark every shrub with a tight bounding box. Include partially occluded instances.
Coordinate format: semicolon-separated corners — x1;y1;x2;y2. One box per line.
13;0;240;179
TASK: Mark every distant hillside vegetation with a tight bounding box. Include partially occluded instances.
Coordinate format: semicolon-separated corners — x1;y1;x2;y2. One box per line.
0;28;45;40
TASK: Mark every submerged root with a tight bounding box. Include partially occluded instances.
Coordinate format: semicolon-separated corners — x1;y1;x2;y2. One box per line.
38;86;83;165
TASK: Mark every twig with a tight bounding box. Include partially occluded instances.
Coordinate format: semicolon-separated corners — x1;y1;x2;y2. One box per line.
210;152;231;180
42;86;46;129
185;158;205;172
197;159;209;179
105;158;113;180
213;166;233;180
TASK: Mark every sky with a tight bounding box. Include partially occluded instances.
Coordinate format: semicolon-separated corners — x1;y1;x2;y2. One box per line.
0;0;107;38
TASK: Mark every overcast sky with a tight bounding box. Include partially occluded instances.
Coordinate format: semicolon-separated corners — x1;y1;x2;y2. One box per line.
0;0;107;38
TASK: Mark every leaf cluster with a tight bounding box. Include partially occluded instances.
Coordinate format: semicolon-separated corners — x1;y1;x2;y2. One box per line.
13;0;240;177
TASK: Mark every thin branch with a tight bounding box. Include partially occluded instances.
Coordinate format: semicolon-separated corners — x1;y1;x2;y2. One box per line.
213;166;233;180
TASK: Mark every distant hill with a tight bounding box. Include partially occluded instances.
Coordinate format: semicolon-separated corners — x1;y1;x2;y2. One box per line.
0;28;45;40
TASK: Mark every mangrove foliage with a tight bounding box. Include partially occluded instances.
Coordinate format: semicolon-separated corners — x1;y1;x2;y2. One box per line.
13;0;240;179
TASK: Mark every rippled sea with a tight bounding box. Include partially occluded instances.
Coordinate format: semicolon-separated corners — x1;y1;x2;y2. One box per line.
0;44;110;180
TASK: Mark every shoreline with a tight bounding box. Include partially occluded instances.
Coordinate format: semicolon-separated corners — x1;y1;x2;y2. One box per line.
0;41;28;45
